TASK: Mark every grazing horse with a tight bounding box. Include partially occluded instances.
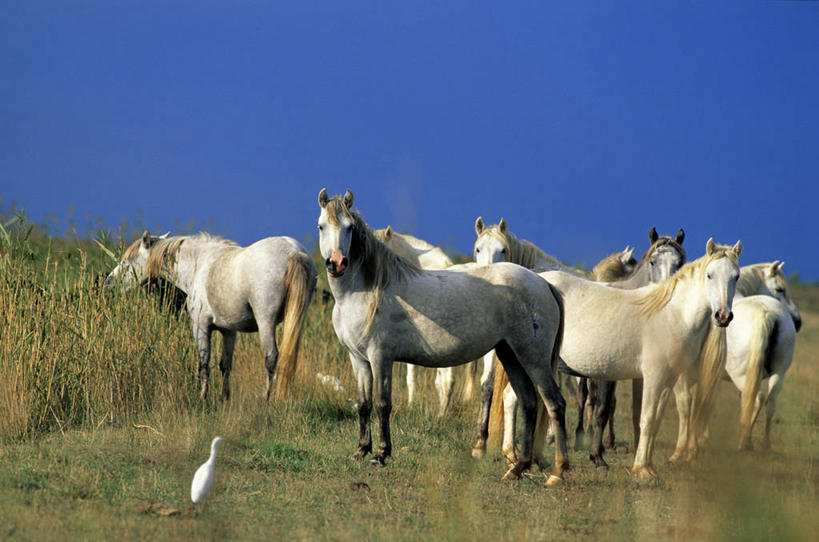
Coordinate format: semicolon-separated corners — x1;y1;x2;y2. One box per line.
521;239;740;479
106;231;316;402
668;261;800;458
317;189;568;482
469;217;580;461
575;227;686;465
374;226;460;414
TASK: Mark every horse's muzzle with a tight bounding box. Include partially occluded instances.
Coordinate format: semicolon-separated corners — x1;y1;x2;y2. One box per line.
326;250;348;278
714;309;733;327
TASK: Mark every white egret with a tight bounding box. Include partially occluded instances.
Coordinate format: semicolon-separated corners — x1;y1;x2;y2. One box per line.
191;436;224;503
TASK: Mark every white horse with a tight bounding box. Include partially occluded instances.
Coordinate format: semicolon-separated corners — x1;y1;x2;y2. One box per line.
469;217;581;458
730;262;800;450
106;230;317;402
668;261;800;458
666;259;802;462
374;226;459;414
317;189;568;482
534;239;742;479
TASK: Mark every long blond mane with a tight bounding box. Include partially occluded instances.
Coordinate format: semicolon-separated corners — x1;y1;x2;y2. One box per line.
325;198;421;333
144;233;237;278
634;244;738;318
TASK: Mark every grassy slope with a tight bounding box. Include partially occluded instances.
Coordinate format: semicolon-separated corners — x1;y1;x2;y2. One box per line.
0;230;816;541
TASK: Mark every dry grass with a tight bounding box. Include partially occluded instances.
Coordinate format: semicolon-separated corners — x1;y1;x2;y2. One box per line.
0;227;817;540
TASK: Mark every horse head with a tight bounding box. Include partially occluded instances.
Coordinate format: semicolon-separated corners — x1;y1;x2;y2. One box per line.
646;227;686;283
704;238;742;327
105;230;168;291
760;261;802;331
318;188;356;278
473;217;510;265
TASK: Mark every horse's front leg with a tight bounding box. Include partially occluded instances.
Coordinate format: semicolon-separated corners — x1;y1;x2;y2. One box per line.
669;370;694;464
604;382;617;450
631;378;643;451
471;350;496;458
350;353;373;460
574;377;588;450
193;324;213;401
219;330;237;400
589;380;616;468
632;373;673;480
370;355;394;465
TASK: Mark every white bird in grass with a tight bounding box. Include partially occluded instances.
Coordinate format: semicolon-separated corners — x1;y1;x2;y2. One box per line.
191;436;224;504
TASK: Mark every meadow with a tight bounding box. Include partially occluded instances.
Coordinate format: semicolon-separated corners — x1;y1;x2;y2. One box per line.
0;219;816;541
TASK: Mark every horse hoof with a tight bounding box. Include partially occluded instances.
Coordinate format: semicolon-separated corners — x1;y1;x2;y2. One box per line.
546;474;563;486
368;455;386;466
351;450;368;461
471;448;485;459
632;465;657;480
501;467;521;481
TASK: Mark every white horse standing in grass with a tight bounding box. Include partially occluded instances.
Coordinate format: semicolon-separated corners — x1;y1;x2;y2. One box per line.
730;262;800;451
318;189;569;482
531;240;741;479
666;261;800;457
106;230;317;402
469;217;581;459
374;226;460;414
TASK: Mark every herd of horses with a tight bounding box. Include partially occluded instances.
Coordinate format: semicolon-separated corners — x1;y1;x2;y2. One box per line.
106;188;801;484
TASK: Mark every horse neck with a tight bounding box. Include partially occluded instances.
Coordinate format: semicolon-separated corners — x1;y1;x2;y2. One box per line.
663;271;711;332
614;261;650;288
737;265;766;297
161;237;228;295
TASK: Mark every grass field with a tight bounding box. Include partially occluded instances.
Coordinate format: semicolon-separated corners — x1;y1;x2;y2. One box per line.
0;224;816;541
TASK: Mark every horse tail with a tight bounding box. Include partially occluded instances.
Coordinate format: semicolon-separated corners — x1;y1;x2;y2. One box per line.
487;354;507;452
275;251;316;402
548;282;565;383
740;309;776;433
691;323;728;438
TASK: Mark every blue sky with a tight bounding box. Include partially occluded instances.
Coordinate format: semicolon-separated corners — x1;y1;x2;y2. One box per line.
2;2;818;278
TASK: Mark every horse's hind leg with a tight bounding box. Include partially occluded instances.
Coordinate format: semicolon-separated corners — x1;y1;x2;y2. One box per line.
435;367;455;417
406;364;416;405
472;350;496;459
462;358;479;402
496;345;538;480
350;353;374;460
218;330;237;400
631;378;643;451
605;383;617;450
574;377;588;450
258;322;278;401
590;380;616;468
763;373;784;451
501;382;518;463
194;324;213;401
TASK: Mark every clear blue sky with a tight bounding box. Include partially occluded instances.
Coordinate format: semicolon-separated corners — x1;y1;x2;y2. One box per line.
2;2;818;278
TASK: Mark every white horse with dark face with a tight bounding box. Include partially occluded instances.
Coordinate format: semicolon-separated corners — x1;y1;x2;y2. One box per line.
317;189;568;482
374;226;459;414
106;230;316;402
535;239;742;479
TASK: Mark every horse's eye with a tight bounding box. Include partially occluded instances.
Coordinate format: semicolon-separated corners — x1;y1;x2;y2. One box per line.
501;248;507;254
476;248;480;253
707;273;712;279
649;261;655;266
318;225;324;231
775;287;785;294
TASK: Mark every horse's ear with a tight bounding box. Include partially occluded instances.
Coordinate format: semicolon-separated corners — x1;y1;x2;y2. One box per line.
343;189;354;209
675;228;685;245
318;188;329;208
622;246;635;263
768;261;780;277
141;230;152;249
777;261;786;272
732;240;743;258
706;237;716;256
475;216;485;235
385;225;393;240
649;227;658;244
499;218;508;234
159;232;170;240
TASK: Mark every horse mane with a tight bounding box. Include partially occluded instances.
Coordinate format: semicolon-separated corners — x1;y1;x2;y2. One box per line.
326;198;421;333
592;251;632;282
144;233;237;278
478;226;551;270
634;243;737;318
